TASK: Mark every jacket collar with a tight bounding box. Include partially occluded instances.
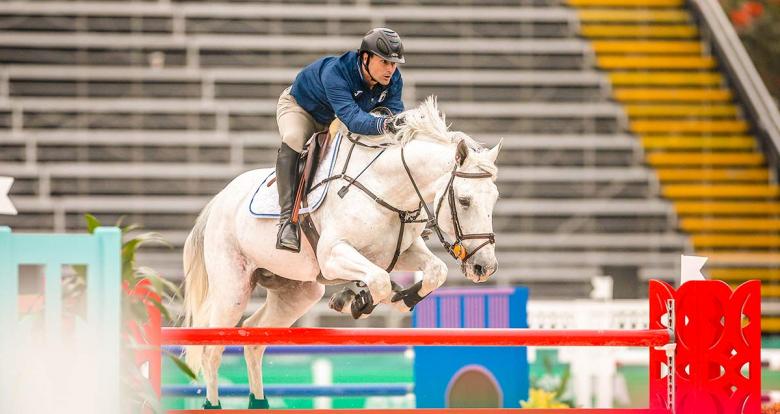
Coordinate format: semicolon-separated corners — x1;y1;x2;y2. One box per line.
354;52;389;93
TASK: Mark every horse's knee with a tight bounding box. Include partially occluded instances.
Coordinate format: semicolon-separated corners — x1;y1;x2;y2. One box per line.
423;260;448;293
319;257;341;281
367;273;392;302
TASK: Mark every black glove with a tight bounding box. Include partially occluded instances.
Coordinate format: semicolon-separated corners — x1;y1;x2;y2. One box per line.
383;114;406;135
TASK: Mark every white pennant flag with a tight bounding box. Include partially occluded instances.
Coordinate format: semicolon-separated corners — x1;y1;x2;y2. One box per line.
0;176;17;215
680;254;707;286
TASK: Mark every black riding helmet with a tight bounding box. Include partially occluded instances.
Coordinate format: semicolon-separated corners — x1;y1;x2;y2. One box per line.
359;28;405;64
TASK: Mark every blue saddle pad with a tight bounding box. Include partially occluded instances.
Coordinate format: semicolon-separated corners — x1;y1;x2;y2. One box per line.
248;132;343;218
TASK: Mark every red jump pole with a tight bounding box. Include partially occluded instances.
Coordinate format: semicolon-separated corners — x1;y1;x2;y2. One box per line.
168;409;658;414
160;327;671;347
148;280;761;414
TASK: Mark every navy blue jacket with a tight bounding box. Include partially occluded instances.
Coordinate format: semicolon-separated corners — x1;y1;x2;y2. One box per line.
289;51;404;136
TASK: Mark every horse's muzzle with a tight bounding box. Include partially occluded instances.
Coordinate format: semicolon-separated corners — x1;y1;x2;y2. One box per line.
463;261;497;283
476;262;497;279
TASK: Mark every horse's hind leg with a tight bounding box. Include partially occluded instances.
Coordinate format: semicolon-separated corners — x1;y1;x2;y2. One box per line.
202;312;243;409
242;277;325;408
201;246;254;408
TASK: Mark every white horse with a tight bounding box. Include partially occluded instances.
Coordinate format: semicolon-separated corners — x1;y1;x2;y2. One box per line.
182;97;502;409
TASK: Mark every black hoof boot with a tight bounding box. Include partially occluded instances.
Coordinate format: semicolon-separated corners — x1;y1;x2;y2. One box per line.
350;289;376;319
203;399;222;410
248;393;270;409
390;280;403;295
391;281;426;311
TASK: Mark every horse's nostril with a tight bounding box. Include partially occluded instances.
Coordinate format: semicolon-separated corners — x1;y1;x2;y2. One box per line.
474;264;484;276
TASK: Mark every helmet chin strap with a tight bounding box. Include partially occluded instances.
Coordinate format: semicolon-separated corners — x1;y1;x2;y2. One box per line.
361;53;382;87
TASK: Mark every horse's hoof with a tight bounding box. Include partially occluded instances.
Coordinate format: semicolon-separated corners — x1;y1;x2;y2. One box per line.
350;289;375;319
203;399;222;410
248;393;270;409
328;288;356;313
391;281;425;311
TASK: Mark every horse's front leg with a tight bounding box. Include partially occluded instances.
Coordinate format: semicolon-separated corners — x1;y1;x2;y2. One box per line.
318;239;393;319
386;236;449;312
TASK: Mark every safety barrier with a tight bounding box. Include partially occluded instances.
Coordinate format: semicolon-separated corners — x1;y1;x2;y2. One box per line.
0;226;122;413
148;279;761;413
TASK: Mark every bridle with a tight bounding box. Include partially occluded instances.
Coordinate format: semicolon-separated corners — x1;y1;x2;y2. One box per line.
401;145;496;264
307;131;496;272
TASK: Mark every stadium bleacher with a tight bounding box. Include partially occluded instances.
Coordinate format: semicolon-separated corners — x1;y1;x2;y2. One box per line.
2;0;741;327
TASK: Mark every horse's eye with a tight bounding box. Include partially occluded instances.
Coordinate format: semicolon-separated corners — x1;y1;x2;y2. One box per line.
458;196;471;207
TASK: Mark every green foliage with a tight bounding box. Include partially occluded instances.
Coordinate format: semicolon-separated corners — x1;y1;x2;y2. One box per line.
164;349;197;381
80;214;196;413
528;354;573;407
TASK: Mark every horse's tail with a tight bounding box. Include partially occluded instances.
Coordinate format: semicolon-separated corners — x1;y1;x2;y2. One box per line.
182;196;216;376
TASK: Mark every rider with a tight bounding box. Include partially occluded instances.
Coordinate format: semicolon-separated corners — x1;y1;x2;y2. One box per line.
275;27;407;252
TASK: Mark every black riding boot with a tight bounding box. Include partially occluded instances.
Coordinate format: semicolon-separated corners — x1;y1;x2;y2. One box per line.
275;143;301;252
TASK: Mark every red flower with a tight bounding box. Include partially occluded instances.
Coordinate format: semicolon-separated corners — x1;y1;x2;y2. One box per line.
743;1;765;17
730;9;753;28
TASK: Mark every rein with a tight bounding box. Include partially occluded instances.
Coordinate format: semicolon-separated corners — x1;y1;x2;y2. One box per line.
305;131;495;272
306;133;426;273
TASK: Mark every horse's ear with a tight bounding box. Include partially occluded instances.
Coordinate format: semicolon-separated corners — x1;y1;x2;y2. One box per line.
456;140;469;166
487;138;503;164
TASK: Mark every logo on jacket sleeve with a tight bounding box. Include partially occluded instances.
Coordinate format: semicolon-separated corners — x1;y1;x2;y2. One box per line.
378;90;388;103
353;90;363;98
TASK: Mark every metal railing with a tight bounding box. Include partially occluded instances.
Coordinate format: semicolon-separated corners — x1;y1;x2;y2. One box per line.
689;0;780;179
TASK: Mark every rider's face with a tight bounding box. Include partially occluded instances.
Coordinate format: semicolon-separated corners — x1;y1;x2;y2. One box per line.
363;54;398;86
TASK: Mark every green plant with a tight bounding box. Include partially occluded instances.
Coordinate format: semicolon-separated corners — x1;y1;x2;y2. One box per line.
75;214;196;413
524;354;572;408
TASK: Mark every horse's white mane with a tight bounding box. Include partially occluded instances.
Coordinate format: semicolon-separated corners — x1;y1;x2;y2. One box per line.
394;96;497;177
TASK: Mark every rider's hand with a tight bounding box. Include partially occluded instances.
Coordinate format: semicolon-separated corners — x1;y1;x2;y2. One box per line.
383;115;406;135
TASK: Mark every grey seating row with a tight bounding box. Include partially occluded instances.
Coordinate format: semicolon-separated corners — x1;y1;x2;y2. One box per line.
0;0;685;302
8;195;672;219
129;246;682;285
0;97;624;135
0;3;577;38
3;66;608;102
0;32;592;70
1;129;632;148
